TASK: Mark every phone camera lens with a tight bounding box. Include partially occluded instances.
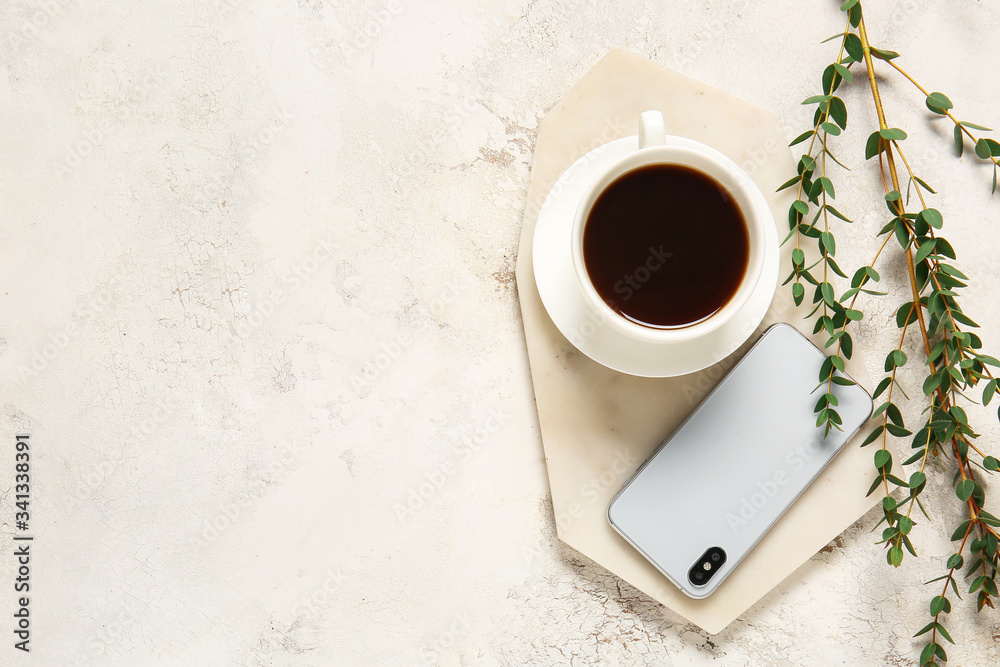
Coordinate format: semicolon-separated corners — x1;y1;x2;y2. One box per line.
689;547;728;587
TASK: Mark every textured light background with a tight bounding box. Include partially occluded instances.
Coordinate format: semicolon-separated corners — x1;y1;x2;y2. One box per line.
1;0;999;664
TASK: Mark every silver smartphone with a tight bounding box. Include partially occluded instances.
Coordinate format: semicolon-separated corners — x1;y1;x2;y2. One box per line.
607;323;873;599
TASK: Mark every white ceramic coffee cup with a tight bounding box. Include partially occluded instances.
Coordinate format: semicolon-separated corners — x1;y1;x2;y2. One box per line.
570;110;775;344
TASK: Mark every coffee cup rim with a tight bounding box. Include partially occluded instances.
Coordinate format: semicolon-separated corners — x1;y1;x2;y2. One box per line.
571;141;771;344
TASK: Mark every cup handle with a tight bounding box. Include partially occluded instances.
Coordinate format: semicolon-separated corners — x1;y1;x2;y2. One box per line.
638;110;665;149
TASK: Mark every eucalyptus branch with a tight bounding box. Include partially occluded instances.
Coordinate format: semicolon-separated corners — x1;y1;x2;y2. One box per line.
882;58;1000;191
783;2;1000;664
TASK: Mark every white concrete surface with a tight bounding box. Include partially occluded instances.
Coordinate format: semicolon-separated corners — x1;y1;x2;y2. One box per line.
1;0;999;664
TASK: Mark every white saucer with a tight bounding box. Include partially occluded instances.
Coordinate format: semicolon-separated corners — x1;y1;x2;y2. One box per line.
531;135;779;377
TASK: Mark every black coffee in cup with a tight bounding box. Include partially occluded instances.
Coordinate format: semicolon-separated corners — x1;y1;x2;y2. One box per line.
582;164;750;329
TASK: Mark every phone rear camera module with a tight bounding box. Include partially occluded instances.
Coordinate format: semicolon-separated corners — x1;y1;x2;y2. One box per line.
688;546;728;587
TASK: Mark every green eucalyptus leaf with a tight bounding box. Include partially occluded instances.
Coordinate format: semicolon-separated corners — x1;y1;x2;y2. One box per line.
871;47;900;61
874;449;891;468
861;425;884;447
821;121;842;136
820;281;835;306
803;94;833;105
829;97;848;130
831;355;845;372
866;131;883;160
983;380;997;406
951;519;971;540
789;129;814;146
976;138;993;159
817;176;836;198
888;545;903;567
809;178;824;201
792;281;804;305
826;204;851;222
921;208;943;229
886;424;911;438
850;266;867;288
952;310;979;328
841;332;853;359
886;402;903;427
777;175;801;192
844;33;864;62
894;218;909;248
914;238;937;265
880;127;907;141
872;377;891;399
960;121;993;131
935;237;956;259
820;230;836;256
896;302;916;328
926;92;953;114
848;4;861;27
822;65;842;95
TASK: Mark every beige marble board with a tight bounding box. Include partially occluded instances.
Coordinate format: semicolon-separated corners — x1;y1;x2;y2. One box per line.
515;49;881;635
